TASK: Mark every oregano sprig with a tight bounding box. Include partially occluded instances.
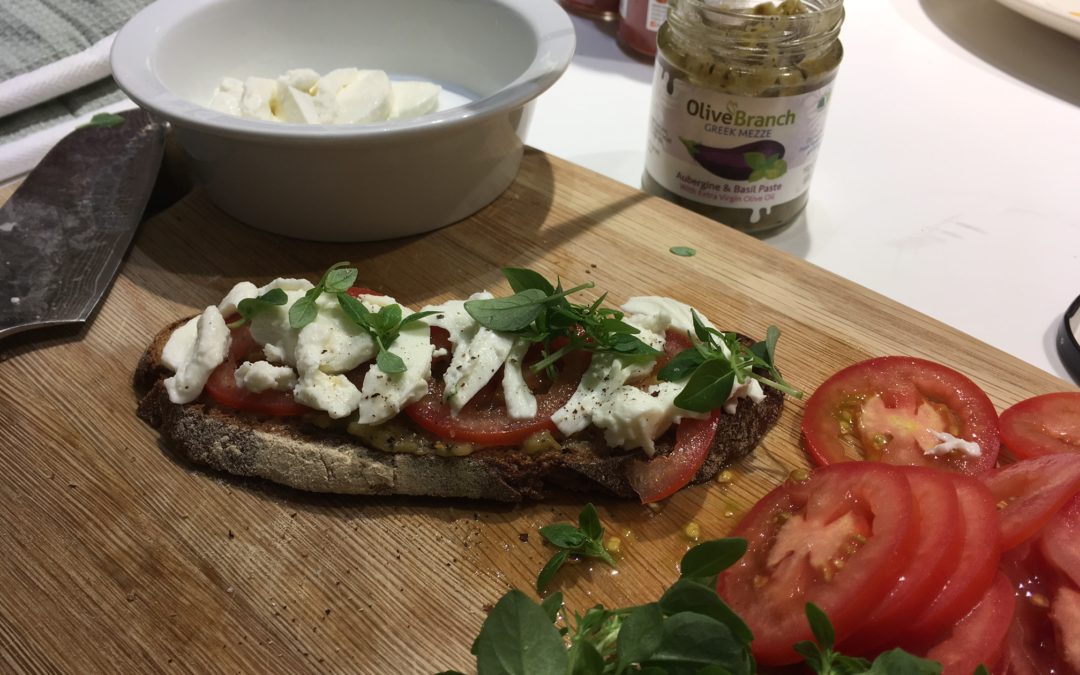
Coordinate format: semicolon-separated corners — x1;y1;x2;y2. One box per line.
659;310;802;412
536;503;617;593
464;268;660;373
444;537;964;675
226;288;288;329
337;293;435;374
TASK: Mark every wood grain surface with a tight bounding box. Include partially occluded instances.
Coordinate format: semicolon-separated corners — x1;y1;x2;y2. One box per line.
0;149;1072;674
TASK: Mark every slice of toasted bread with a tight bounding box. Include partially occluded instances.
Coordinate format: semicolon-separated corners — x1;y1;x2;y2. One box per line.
135;319;783;501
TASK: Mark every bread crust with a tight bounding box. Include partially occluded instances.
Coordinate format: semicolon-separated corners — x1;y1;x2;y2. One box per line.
136;319;783;501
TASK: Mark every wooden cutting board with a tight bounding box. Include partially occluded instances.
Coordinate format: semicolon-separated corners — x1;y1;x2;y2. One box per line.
0;148;1070;674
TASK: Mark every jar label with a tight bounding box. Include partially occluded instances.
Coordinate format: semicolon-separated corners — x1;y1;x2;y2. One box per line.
645;56;835;215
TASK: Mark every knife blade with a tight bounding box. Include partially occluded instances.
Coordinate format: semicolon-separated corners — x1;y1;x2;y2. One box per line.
0;108;165;341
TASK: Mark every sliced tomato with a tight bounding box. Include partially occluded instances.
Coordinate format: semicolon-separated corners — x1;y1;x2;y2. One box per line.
983;453;1080;551
345;287;379;298
841;467;963;654
1000;542;1078;675
923;572;1015;675
403;328;590;446
899;474;1001;647
1039;493;1080;589
626;410;721;504
716;462;918;665
801;356;1000;474
203;325;312;416
1000;392;1080;459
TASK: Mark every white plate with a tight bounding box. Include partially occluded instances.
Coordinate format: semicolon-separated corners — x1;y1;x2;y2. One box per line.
994;0;1080;40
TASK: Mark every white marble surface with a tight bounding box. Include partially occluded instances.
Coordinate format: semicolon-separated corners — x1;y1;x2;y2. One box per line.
527;0;1080;382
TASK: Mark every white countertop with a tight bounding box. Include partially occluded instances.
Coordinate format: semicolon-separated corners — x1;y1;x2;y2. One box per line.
527;0;1080;383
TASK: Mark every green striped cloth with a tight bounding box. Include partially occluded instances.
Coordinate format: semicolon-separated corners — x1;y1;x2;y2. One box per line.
0;0;152;144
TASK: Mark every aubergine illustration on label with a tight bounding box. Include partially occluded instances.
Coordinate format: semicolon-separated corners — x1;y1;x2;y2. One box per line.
680;138;787;182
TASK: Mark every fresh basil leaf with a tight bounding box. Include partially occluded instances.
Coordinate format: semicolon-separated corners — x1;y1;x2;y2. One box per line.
578;504;603;541
599;317;640;335
670;246;697;257
82;112;125;129
400;310;437;327
833;654;874;675
465;289;549;332
337;292;373;328
540;592;563;624
644;613;747;674
536;550;569;593
378;303;403;331
794;641;825;673
609;333;659;356
805;603;834;651
376;349;406;374
691;310;714;344
233;288;288;325
539;524;587;550
566;639;604;675
474;590;568;675
658;579;752;645
674;359;736;413
680;538;747;580
616;603;664;671
503;268;556;296
862;649;942;675
973;667;990;675
658;348;707;382
323;267;358;294
288;291;321;328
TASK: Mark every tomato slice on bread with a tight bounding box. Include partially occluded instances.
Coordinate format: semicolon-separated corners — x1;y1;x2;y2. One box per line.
717;462;919;665
204;325;313;416
802;356;999;474
404;328;590;446
1000;392;1080;459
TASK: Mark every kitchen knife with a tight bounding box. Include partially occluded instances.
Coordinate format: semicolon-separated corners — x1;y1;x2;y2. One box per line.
0;108;165;341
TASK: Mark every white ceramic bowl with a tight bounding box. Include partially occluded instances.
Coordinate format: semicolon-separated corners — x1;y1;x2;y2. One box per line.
111;0;575;242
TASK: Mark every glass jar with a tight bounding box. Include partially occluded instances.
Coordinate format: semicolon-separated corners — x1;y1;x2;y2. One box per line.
562;0;619;21
617;0;672;58
642;0;844;235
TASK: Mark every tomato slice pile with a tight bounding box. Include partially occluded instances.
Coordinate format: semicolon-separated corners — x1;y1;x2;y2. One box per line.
801;356;1000;474
715;453;1080;672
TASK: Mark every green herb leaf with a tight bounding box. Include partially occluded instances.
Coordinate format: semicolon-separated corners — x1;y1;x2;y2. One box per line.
400;310;438;328
536;550;569;594
540;592;563;624
674;358;736;413
337;293;373;329
229;288;288;328
465;288;549;332
658;347;706;381
659;579;752;645
616;603;664;672
503;268;556;296
473;590;568;675
670;246;697;257
288;289;321;329
805;603;835;651
323;266;358;294
578;503;603;541
864;649;942;675
82;112;125;129
376;349;406;375
680;539;748;580
539;524;587;550
973;667;991;675
567;639;604;675
644;612;748;674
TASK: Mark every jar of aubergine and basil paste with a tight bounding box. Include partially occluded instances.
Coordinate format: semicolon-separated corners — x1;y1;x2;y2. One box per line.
643;0;844;235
